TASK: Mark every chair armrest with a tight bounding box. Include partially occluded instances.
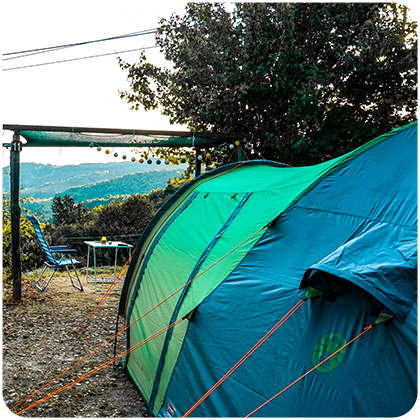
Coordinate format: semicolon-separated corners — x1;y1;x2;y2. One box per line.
50;246;69;251
62;249;78;255
51;247;78;256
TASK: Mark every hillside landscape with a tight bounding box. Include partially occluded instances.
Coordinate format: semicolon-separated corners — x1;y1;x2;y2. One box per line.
2;161;186;218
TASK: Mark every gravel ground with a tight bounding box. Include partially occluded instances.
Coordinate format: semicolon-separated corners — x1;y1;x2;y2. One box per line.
2;271;147;417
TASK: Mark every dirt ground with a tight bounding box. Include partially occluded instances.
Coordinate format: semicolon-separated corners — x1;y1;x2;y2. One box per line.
2;270;147;417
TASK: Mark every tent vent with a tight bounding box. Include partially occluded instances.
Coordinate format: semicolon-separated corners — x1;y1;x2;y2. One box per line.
305;286;323;299
375;312;394;324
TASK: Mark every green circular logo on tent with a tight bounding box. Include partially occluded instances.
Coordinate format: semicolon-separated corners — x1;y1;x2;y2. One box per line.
312;333;347;373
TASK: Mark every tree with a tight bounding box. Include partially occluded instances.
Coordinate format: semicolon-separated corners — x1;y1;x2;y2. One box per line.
80;194;156;265
118;3;417;166
51;194;89;227
84;194;155;239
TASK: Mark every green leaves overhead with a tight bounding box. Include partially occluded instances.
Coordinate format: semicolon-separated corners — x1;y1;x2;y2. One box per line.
118;3;417;166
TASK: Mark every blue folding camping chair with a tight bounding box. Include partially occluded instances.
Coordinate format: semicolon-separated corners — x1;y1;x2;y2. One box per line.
28;215;83;292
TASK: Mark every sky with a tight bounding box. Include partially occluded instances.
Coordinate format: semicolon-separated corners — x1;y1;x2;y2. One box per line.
1;1;419;168
1;0;194;167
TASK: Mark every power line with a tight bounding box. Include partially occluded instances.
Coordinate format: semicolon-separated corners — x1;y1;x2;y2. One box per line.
2;29;157;58
3;45;76;61
2;46;157;71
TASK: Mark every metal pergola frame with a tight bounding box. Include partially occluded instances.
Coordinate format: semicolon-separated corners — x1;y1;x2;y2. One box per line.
2;124;249;301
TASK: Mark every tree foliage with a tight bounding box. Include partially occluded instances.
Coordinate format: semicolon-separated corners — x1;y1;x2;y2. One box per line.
2;191;45;275
2;192;157;273
51;194;89;227
82;194;155;240
49;194;156;266
119;2;417;166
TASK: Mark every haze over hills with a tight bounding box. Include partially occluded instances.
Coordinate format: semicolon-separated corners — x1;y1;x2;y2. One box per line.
2;161;187;218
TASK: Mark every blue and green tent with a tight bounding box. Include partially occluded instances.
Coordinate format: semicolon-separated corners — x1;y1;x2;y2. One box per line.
118;122;417;417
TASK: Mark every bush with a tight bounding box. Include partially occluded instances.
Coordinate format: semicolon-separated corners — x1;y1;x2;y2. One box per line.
2;192;46;276
3;191;160;274
48;194;156;266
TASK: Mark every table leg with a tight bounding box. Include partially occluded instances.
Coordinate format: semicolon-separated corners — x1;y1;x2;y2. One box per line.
85;245;90;283
93;247;98;291
114;247;118;281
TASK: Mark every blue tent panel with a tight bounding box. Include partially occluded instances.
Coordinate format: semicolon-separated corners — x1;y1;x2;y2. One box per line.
159;123;417;417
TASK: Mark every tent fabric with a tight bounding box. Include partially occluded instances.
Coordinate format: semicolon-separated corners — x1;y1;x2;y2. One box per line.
118;122;417;417
301;222;417;323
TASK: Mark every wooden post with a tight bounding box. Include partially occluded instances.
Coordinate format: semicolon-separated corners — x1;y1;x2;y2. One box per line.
10;131;22;302
237;140;246;161
195;147;201;177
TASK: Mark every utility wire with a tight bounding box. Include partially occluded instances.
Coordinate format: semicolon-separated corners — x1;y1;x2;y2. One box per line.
2;45;157;71
2;29;157;58
3;45;77;61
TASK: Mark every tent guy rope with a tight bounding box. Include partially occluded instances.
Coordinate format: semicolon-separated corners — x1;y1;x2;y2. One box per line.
11;223;268;414
15;318;186;416
245;324;374;417
183;298;307;417
79;248;137;332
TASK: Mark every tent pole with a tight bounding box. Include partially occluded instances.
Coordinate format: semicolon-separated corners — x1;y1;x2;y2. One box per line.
10;131;22;301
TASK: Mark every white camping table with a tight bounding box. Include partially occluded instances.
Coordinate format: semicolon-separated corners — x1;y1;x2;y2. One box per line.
84;241;133;291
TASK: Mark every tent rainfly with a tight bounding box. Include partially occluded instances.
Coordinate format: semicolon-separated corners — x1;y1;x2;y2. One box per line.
118;122;417;417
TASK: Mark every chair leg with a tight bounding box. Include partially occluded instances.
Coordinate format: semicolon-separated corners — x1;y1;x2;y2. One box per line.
35;264;57;292
65;262;84;291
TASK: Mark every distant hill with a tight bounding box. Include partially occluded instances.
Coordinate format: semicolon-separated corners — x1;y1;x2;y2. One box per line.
2;161;186;218
2;161;184;193
63;170;182;201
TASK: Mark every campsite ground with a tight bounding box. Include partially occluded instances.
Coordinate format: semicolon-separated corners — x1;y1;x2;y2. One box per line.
2;270;147;417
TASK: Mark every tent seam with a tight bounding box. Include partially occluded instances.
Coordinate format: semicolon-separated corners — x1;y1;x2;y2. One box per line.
148;192;253;415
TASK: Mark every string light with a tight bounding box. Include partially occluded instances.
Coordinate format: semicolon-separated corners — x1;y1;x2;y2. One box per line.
91;138;252;167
